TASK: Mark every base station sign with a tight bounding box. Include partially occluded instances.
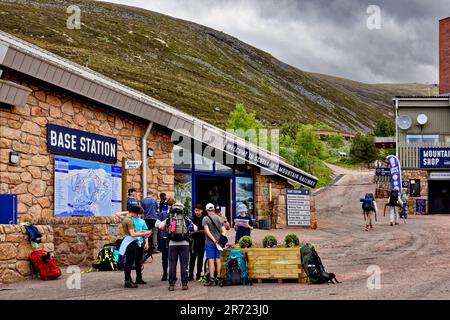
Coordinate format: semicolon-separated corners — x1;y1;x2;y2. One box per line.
286;189;310;226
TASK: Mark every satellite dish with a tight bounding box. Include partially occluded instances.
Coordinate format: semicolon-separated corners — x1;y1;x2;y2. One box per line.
417;114;428;126
398;115;412;130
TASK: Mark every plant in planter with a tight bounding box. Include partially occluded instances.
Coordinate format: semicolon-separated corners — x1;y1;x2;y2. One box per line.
262;235;278;248
284;234;300;248
238;236;253;248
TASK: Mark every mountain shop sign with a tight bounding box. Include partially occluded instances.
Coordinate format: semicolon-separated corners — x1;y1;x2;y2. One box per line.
224;141;318;188
47;124;117;164
419;148;450;169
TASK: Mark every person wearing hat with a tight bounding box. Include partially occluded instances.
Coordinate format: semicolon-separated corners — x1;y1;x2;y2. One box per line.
234;203;254;244
157;201;197;291
202;203;227;287
117;205;152;288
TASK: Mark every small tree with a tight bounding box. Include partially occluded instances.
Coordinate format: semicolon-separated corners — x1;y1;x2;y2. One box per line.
326;133;344;149
350;133;379;167
373;119;395;137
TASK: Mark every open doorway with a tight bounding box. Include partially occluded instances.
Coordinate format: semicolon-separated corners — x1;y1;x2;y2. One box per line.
195;175;232;221
429;180;450;214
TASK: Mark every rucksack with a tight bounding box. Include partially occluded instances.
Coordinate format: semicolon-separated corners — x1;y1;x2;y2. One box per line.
301;243;340;285
29;250;62;280
223;250;252;286
166;208;190;242
92;247;118;271
362;194;374;211
388;190;399;206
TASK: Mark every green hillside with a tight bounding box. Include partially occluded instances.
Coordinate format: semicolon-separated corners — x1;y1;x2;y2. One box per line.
0;0;438;132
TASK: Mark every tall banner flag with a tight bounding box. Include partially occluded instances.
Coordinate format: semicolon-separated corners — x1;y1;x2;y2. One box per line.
387;155;402;191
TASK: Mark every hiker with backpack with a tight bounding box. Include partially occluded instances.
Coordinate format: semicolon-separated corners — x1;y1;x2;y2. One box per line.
117;205;152;288
202;203;228;287
156;193;171;281
361;193;377;231
141;190;160;253
156;202;197;291
233;204;254;243
385;188;403;226
400;189;409;221
189;204;206;281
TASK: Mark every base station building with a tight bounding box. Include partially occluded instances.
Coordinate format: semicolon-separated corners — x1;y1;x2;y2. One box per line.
0;32;318;283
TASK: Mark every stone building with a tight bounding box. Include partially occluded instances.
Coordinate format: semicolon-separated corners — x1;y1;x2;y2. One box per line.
0;31;318;283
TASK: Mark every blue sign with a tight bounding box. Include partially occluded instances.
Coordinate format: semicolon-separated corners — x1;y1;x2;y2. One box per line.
402;180;410;189
0;194;18;224
416;199;426;214
225;141;318;188
375;167;391;176
419;148;450;169
48;124;117;163
287;189;310;196
387;155;402;191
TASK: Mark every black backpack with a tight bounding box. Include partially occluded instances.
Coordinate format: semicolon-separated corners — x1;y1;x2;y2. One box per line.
301;243;340;284
388;190;399;206
92;247;118;271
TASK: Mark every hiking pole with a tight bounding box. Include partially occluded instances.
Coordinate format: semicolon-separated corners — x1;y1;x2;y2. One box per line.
383;204;387;217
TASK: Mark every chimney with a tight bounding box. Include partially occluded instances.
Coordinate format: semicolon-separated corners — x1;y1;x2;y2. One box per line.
439;17;450;95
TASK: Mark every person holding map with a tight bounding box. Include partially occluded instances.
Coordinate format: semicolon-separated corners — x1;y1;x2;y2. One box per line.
233;203;254;244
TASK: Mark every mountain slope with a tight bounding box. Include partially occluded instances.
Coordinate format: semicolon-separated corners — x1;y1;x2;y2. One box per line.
0;0;438;132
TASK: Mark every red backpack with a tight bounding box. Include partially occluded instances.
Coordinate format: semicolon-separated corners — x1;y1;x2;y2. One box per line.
30;250;62;280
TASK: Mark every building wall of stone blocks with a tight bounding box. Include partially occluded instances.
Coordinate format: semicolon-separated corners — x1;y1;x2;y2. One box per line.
0;70;174;222
254;169;316;229
0;224;54;284
35;217;125;267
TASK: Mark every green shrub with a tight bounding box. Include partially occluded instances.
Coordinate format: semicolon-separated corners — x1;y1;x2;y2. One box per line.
284;234;300;248
262;235;278;248
239;236;253;248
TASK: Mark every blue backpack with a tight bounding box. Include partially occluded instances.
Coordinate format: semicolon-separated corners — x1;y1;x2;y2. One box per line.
223;250;252;286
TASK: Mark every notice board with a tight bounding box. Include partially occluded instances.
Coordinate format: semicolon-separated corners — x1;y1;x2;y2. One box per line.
286;189;310;226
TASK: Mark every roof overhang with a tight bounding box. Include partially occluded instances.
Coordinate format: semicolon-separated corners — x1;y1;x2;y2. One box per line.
0;31;318;188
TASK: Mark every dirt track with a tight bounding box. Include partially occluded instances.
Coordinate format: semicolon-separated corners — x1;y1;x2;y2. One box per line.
2;167;450;299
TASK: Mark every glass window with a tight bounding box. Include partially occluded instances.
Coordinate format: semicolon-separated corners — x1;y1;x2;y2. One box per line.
409;179;421;197
175;173;192;214
406;135;439;145
215;161;233;173
234;164;252;176
235;176;254;218
194;153;214;172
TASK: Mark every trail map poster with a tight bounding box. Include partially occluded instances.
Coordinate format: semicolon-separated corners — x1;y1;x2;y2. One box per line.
54;156;122;217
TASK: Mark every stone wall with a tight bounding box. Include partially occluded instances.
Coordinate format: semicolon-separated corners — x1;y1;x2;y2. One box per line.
402;170;429;214
0;224;54;284
35;217;124;266
254;169;316;229
0;70;174;221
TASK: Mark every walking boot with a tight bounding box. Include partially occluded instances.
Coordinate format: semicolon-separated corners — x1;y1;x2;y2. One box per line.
182;283;189;290
188;274;194;281
124;281;138;288
204;278;216;287
168;284;175;291
136;278;147;285
161;273;168;281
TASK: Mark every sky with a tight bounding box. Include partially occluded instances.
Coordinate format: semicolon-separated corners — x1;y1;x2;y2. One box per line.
100;0;449;84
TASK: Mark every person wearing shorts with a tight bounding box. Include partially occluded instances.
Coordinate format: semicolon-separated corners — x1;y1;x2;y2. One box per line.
202;203;227;287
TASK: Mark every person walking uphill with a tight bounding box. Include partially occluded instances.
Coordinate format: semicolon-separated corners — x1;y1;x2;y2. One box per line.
234;204;254;243
118;206;151;288
203;203;227;287
189;204;206;281
386;188;403;226
157;202;197;291
361;193;377;231
141;190;159;253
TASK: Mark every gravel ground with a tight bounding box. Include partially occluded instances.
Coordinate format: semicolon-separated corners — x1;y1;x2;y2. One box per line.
1;167;450;300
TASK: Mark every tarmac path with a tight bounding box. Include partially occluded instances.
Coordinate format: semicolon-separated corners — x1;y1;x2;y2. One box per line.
2;166;450;299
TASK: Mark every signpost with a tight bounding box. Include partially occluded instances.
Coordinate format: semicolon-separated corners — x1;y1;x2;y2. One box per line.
125;161;142;169
286;189;310;226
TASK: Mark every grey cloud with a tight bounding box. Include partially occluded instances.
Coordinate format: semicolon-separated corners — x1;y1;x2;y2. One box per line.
101;0;447;83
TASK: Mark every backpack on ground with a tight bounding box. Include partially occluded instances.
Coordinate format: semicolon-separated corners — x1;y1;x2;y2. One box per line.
92;246;118;271
166;207;191;242
223;250;252;286
29;250;62;280
388;190;400;206
301;243;340;285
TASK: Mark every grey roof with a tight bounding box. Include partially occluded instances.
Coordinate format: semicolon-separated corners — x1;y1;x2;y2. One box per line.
0;79;32;107
0;31;318;187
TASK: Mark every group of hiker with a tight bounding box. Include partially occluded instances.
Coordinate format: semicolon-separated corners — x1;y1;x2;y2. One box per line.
117;188;254;290
361;187;409;231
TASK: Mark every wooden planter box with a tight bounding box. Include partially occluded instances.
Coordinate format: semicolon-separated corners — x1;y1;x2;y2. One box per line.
220;247;308;283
